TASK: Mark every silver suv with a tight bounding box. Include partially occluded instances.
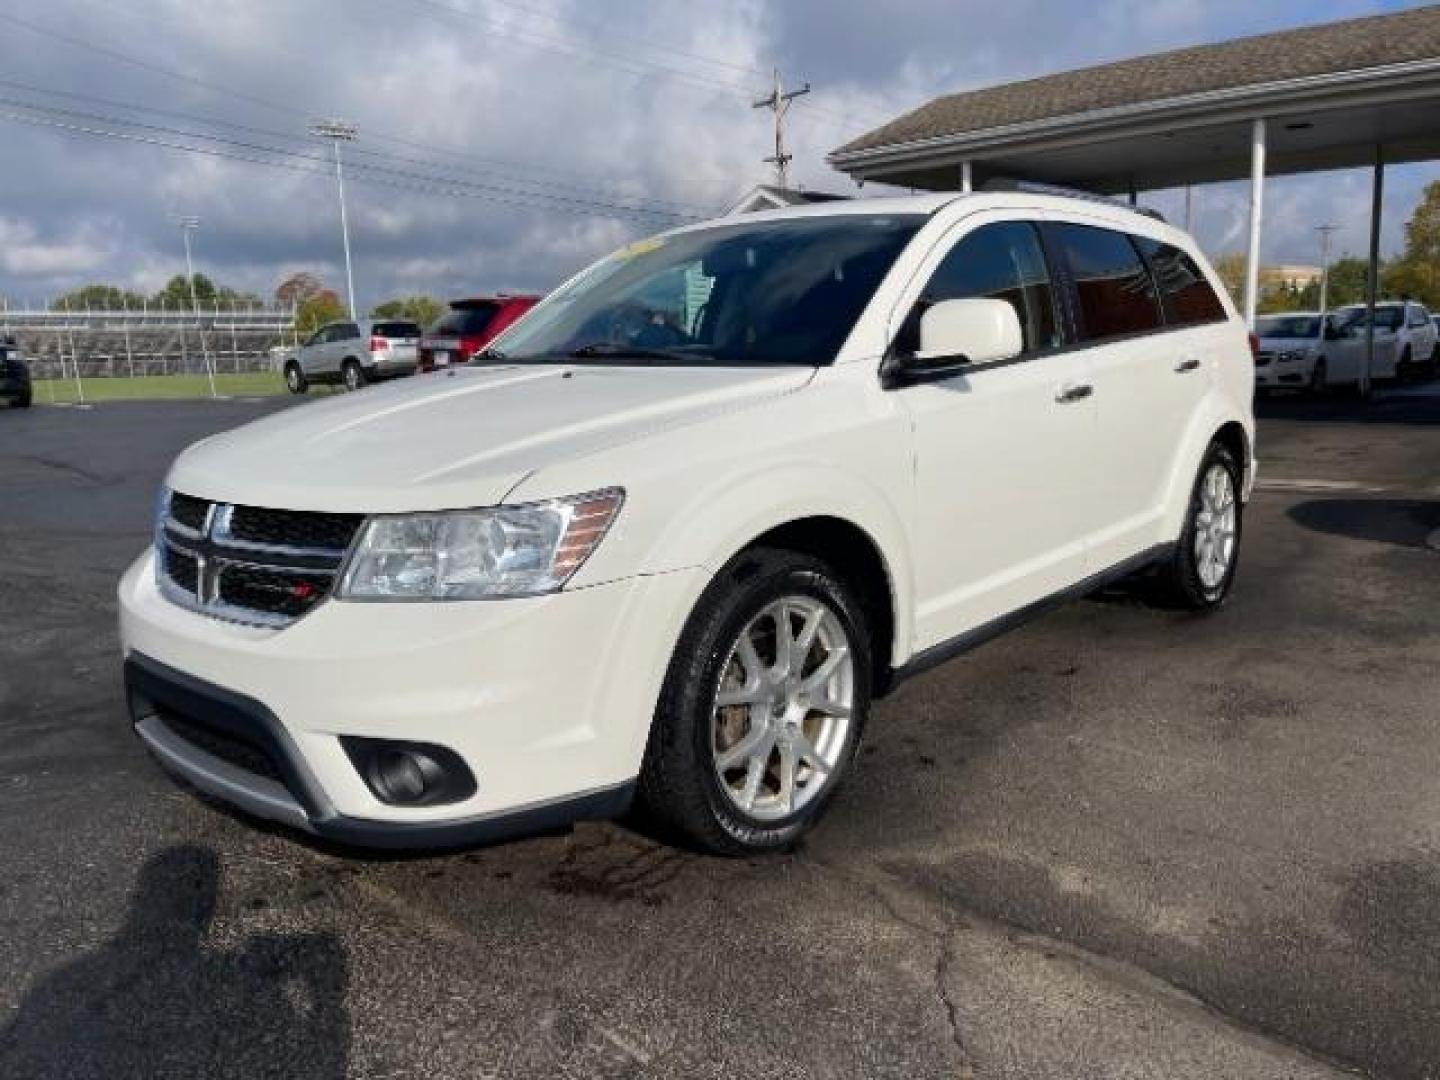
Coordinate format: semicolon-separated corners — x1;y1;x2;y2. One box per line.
284;319;421;393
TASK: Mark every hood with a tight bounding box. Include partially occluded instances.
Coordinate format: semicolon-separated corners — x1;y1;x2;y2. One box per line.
168;364;813;512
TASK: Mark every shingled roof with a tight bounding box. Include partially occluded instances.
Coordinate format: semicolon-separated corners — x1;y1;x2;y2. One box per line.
834;5;1440;158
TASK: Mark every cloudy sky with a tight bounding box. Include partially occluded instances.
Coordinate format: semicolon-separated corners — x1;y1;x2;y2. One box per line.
0;0;1433;312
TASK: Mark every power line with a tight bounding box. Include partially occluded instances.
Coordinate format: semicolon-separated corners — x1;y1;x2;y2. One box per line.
0;104;695;225
753;69;810;190
0;76;710;216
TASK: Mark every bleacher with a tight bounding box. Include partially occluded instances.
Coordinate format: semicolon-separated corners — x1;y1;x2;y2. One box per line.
0;306;298;380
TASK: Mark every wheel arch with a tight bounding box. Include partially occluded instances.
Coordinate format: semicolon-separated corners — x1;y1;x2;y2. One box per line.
1159;403;1254;540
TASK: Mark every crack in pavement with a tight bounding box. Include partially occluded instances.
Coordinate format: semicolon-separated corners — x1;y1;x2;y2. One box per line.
797;849;1355;1078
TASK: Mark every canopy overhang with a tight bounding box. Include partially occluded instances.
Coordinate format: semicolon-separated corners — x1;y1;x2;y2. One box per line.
828;58;1440;194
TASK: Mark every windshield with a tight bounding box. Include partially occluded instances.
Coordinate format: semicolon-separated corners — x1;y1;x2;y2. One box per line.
484;214;925;367
1256;315;1320;338
432;303;499;337
1337;306;1404;331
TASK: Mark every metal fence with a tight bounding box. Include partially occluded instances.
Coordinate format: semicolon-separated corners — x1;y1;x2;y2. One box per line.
0;302;300;382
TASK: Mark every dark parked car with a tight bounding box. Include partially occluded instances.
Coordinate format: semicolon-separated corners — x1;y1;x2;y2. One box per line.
418;295;540;372
1;338;31;408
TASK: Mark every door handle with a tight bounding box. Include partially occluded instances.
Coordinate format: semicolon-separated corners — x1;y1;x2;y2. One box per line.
1055;383;1093;403
1175;356;1202;373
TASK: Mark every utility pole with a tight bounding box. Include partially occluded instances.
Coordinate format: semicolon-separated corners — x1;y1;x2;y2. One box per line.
752;69;809;190
1315;223;1338;317
311;118;359;317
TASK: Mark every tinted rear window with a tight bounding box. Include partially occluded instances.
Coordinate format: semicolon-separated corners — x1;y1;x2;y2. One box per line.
1052;224;1162;340
372;321;420;338
432;303;499;336
1133;238;1227;327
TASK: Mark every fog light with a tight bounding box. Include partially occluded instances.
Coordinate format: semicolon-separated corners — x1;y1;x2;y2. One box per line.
340;737;477;807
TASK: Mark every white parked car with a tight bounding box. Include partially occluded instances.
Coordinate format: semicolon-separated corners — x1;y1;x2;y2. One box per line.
1327;301;1438;385
119;192;1254;854
284;318;422;394
1253;311;1331;393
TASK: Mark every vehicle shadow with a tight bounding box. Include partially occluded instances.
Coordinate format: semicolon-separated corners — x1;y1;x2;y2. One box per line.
1287;498;1440;548
1255;384;1440;425
0;844;350;1079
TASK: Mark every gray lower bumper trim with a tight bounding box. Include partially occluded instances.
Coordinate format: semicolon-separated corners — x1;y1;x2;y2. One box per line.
135;715;313;833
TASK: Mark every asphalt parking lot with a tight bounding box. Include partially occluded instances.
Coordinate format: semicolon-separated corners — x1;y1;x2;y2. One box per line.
2;390;1438;1079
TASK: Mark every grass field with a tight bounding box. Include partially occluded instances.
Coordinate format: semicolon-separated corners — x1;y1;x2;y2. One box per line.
28;372;337;404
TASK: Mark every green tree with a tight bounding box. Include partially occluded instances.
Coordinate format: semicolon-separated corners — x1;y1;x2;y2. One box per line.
1321;256;1374;308
1213;252;1247;307
152;273;218;308
1382;180;1440;308
51;284;147;311
371;295;445;327
295;289;346;337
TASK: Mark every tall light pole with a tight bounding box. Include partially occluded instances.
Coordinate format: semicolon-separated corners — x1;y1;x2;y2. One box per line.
310;118;358;317
169;213;215;398
171;214;201;314
1315;223;1338;317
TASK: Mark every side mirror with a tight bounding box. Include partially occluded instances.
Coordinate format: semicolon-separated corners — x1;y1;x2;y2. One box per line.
885;298;1023;387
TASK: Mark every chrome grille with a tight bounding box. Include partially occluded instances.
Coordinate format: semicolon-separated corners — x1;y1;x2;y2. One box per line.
156;492;363;626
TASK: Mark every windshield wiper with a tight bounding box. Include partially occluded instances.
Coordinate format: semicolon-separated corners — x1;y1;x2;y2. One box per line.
566;342;702;363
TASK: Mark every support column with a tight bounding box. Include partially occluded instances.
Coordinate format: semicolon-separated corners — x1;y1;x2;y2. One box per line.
960;161;973;194
1243;118;1267;328
1363;145;1384;398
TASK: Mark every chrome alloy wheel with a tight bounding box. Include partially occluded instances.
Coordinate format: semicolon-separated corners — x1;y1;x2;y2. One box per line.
1194;463;1238;591
710;596;854;821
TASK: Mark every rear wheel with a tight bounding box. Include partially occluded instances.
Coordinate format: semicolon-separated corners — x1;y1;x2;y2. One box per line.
1154;442;1242;611
13;389;31;408
341;359;366;392
1398;346;1415;383
638;548;871;855
284;362;307;394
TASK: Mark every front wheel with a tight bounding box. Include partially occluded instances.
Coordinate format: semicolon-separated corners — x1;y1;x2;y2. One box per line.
1154;442;1243;611
638;548;871;855
284;363;307;394
1308;357;1328;396
341;359;366;392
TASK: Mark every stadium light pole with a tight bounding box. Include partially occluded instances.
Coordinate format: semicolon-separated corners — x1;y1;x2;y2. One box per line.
170;214;216;398
171;215;201;314
310;119;358;317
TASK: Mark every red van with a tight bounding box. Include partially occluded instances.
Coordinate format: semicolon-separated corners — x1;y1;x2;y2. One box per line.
418;295;541;371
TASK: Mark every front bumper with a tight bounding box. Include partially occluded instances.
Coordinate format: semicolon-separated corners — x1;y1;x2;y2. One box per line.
119;550;705;847
1254;356;1312;388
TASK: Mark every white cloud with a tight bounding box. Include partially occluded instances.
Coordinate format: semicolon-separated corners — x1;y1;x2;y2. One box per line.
0;0;1432;308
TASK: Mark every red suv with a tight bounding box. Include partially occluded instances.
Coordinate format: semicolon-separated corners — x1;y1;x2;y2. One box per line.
418;295;540;371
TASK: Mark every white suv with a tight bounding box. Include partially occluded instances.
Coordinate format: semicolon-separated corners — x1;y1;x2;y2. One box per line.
119;193;1254;855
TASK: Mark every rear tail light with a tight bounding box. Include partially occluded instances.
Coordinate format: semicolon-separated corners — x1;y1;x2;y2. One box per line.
1248;332;1260;359
370;336;389;352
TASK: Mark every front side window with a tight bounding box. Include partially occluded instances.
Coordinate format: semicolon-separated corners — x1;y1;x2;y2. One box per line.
1408;305;1430;328
1053;223;1162;341
489;214;925;367
1256;315;1321;338
1133;238;1227;326
906;220;1060;356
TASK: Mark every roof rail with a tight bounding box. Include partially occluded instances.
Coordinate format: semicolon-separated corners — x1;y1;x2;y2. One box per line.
980;178;1167;223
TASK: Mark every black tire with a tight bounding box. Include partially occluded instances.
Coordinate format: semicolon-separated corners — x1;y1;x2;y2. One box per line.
1153;442;1243;612
638;547;872;856
1398;346;1414;383
14;389;31;408
284;363;308;395
342;359;366;392
1308;357;1328;397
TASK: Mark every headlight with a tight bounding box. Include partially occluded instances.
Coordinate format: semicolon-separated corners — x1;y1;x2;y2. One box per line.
337;488;623;601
